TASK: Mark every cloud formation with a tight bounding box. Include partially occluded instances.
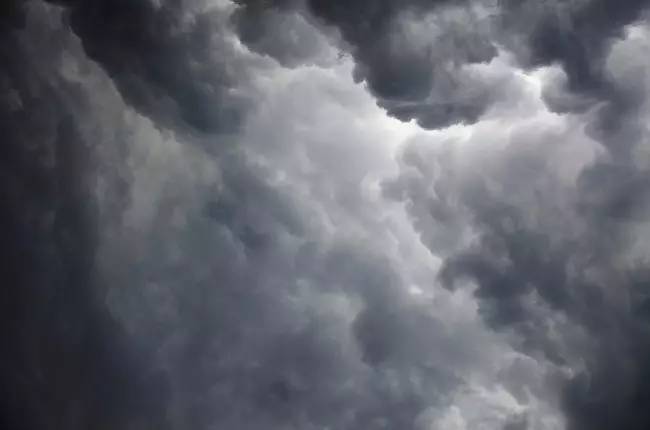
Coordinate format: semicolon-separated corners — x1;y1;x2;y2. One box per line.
0;3;171;428
2;1;650;430
385;24;650;430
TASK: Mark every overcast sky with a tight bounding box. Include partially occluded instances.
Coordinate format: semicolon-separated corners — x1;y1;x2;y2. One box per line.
2;1;650;429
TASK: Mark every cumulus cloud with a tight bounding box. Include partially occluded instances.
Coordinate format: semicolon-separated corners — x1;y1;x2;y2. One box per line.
386;23;650;430
234;0;506;128
3;0;650;430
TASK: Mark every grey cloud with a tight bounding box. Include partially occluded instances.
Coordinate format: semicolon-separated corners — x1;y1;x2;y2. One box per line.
497;0;650;161
98;113;489;429
231;3;333;68
304;0;502;129
234;0;507;128
232;0;649;132
386;25;650;429
92;54;529;428
2;1;482;429
0;0;25;29
503;414;529;430
43;0;259;134
106;185;454;428
0;4;171;429
7;0;650;429
499;0;648;93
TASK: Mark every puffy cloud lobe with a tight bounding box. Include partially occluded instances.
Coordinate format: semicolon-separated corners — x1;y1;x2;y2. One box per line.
231;2;334;68
234;0;505;128
307;0;499;125
306;0;508;129
497;0;650;160
499;0;648;92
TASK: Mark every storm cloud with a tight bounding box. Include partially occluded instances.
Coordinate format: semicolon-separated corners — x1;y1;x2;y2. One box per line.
2;0;650;430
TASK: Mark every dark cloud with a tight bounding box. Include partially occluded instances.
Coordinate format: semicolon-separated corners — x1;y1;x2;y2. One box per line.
0;0;26;29
87;47;528;427
41;0;257;134
386;23;650;429
231;1;332;67
2;1;504;429
499;0;648;92
308;0;506;128
392;161;650;428
0;4;170;429
232;0;649;132
6;0;650;429
498;0;650;160
234;0;507;128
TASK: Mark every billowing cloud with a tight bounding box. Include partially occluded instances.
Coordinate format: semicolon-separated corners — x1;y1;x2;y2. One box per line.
0;3;171;429
3;0;650;430
233;0;649;130
386;24;650;430
41;0;264;133
234;0;507;128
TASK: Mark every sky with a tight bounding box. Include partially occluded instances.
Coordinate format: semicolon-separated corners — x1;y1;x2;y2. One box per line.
1;0;650;429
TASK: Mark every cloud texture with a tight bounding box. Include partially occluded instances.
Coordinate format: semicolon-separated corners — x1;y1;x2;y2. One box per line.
2;1;650;429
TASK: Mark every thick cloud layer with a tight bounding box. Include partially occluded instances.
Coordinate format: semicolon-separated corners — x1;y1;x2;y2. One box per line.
0;3;170;428
385;26;650;429
2;0;650;430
